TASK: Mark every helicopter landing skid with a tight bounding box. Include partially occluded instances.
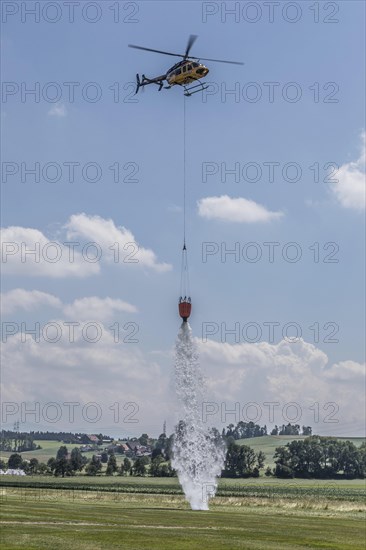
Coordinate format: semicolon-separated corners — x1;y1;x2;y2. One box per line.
183;81;208;97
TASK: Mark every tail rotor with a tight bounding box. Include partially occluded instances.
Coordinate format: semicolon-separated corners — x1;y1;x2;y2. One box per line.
135;74;141;94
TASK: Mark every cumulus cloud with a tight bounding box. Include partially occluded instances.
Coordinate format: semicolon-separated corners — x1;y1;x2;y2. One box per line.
323;360;365;381
1;327;170;434
196;338;365;435
65;213;171;272
48;103;67;117
1;327;364;435
1;289;62;315
1;214;171;278
1;290;137;323
330;132;366;210
63;296;137;322
1;225;100;278
197;195;283;223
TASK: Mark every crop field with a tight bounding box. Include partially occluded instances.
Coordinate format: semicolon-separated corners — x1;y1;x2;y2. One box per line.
1;475;365;501
1;439;365;548
1;483;365;550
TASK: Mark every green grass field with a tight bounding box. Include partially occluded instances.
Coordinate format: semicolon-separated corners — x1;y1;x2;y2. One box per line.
1;485;365;550
1;438;365;548
1;474;365;500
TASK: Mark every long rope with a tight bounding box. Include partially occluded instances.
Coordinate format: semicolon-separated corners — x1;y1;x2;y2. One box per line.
183;94;186;246
180;94;190;298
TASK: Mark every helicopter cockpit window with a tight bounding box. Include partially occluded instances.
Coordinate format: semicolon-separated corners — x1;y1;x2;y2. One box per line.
182;65;187;73
192;62;199;68
175;69;181;75
187;64;192;71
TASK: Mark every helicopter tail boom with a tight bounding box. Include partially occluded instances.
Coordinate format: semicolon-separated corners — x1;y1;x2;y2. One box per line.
135;74;167;94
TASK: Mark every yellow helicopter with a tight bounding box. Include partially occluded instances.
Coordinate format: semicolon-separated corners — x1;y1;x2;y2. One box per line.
129;35;244;96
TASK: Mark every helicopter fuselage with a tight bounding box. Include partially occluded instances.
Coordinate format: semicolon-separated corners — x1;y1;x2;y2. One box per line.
165;59;209;86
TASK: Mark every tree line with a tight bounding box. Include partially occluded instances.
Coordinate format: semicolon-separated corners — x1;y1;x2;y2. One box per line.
1;423;312;452
222;422;312;439
0;433;39;453
272;437;366;478
3;431;365;480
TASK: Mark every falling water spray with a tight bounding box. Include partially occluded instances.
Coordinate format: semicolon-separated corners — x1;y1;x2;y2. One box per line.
172;322;226;510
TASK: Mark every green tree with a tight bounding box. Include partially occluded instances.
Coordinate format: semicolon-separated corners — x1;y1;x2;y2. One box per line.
70;448;86;472
120;457;131;476
8;453;22;469
154;433;167;456
302;426;312;436
272;436;366;479
56;446;68;460
38;463;48;475
133;456;149;476
106;453;118;475
28;458;39;475
138;433;149;446
257;451;266;469
85;455;102;476
223;443;261;478
160;463;175;477
273;446;294;478
164;434;174;460
279;423;300;436
47;457;56;474
151;448;164;460
54;457;72;477
150;456;164;477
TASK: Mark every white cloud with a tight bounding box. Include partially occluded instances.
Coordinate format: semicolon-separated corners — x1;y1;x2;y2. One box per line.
1;328;364;435
63;296;137;322
1;214;171;279
1;327;170;434
65;213;171;272
323;360;365;381
48;103;67;117
1;289;62;315
197;195;284;223
1;289;137;323
330;132;366;210
196;338;365;434
1;225;100;278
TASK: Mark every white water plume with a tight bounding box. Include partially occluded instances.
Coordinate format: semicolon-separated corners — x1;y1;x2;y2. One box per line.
172;323;226;510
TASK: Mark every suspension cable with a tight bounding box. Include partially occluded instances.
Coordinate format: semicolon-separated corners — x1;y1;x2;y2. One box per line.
180;94;190;298
183;94;186;247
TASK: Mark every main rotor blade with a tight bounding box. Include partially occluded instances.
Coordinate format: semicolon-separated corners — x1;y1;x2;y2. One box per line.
128;44;183;58
193;56;244;65
185;34;198;58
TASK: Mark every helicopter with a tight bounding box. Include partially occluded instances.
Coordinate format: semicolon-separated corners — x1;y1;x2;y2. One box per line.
128;35;244;96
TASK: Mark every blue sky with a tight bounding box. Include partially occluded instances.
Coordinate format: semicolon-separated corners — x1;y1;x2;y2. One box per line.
1;1;365;437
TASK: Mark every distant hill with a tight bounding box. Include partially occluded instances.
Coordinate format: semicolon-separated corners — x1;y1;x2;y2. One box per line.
236;435;366;467
1;435;365;470
0;440;85;464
